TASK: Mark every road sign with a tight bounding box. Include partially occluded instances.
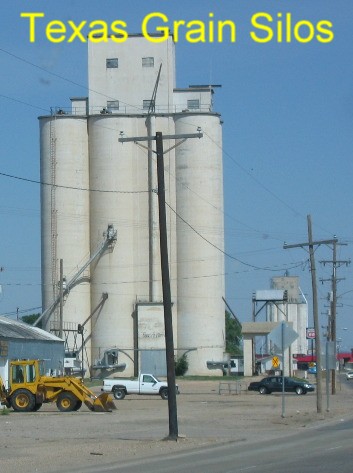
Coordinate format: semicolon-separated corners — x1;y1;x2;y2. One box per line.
272;356;280;368
306;328;316;339
268;322;299;352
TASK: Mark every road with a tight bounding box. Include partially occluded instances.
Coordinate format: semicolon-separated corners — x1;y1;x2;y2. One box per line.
59;416;353;473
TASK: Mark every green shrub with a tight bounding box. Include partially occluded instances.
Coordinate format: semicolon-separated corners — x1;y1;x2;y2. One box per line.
175;353;188;376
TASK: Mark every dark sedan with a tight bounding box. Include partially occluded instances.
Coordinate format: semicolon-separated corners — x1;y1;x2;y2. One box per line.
248;376;315;395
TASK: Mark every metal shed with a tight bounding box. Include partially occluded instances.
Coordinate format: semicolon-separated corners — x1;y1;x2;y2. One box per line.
0;316;64;388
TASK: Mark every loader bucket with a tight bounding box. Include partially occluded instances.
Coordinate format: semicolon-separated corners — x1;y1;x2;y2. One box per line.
91;393;116;412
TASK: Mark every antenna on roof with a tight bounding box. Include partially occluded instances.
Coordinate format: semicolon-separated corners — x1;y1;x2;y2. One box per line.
148;63;162;115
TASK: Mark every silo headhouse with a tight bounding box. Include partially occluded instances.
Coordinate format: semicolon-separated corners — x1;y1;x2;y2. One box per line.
39;34;225;376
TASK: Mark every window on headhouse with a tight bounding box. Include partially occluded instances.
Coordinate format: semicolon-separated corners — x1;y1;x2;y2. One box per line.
143;99;155;111
187;99;200;110
107;100;120;111
106;58;119;68
142;57;154;67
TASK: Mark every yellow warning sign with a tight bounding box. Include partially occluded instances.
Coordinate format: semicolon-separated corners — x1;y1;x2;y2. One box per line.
272;356;280;368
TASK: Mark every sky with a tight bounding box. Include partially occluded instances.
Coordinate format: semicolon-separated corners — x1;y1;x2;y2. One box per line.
1;0;353;351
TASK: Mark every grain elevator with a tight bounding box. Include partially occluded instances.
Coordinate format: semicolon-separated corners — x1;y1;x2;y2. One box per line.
39;34;225;376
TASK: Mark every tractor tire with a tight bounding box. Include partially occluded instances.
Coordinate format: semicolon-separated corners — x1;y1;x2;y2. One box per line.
10;389;36;412
56;392;79;412
73;400;82;411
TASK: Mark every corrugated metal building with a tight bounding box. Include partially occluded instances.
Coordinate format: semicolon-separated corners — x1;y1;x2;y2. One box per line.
0;316;64;388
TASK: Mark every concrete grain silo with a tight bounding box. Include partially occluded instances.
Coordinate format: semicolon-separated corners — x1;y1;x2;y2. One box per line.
39;112;91;361
174;112;225;374
39;34;225;376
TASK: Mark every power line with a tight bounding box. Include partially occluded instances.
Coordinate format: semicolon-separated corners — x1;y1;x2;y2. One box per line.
0;46;142;112
0;171;149;194
0;173;303;272
0;93;50;113
2;306;42;317
166;201;305;272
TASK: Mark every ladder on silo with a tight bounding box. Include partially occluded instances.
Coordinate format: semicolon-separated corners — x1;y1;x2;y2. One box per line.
49;115;58;327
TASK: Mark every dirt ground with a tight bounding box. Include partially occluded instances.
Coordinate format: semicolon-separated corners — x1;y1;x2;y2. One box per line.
1;374;353;473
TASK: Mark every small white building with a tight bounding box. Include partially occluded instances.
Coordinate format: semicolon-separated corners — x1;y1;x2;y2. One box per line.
0;316;64;388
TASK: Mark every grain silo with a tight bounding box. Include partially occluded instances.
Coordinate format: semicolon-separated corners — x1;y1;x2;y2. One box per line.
174;112;225;374
39;111;91;362
39;34;225;376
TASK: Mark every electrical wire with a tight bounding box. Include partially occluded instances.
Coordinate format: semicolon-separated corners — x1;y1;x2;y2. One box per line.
0;47;143;113
165;201;305;272
0;171;149;194
0;93;50;113
0;47;330;272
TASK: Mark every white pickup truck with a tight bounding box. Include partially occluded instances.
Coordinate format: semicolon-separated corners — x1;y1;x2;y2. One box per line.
101;373;179;400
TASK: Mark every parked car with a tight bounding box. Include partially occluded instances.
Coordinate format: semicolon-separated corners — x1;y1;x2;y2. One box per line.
345;371;353;380
248;376;315;395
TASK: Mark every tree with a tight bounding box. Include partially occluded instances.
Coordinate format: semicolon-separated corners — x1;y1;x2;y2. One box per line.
21;313;42;328
225;310;242;355
175;353;188;376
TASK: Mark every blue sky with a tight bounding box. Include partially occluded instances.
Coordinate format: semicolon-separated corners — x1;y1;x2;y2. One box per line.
1;1;353;350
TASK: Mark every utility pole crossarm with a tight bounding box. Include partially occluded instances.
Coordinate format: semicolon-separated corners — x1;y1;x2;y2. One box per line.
119;132;203;143
320;260;351;266
284;238;337;249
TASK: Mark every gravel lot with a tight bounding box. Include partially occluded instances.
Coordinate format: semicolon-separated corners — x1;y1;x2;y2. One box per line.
1;374;353;473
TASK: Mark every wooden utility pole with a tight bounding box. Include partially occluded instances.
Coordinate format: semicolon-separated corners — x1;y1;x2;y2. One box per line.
320;240;350;394
119;130;202;440
307;215;322;414
283;215;337;414
155;131;178;439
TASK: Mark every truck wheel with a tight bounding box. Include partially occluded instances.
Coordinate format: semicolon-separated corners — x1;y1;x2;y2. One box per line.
113;388;126;400
56;392;79;412
10;389;36;412
160;389;168;400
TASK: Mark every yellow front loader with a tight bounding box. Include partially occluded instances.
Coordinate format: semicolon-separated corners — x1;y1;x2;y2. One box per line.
0;359;116;413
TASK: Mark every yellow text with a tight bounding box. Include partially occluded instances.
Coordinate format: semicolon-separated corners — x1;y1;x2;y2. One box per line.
250;12;334;43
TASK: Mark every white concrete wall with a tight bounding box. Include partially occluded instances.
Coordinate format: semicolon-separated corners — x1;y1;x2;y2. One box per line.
173;88;213;113
88;35;175;113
